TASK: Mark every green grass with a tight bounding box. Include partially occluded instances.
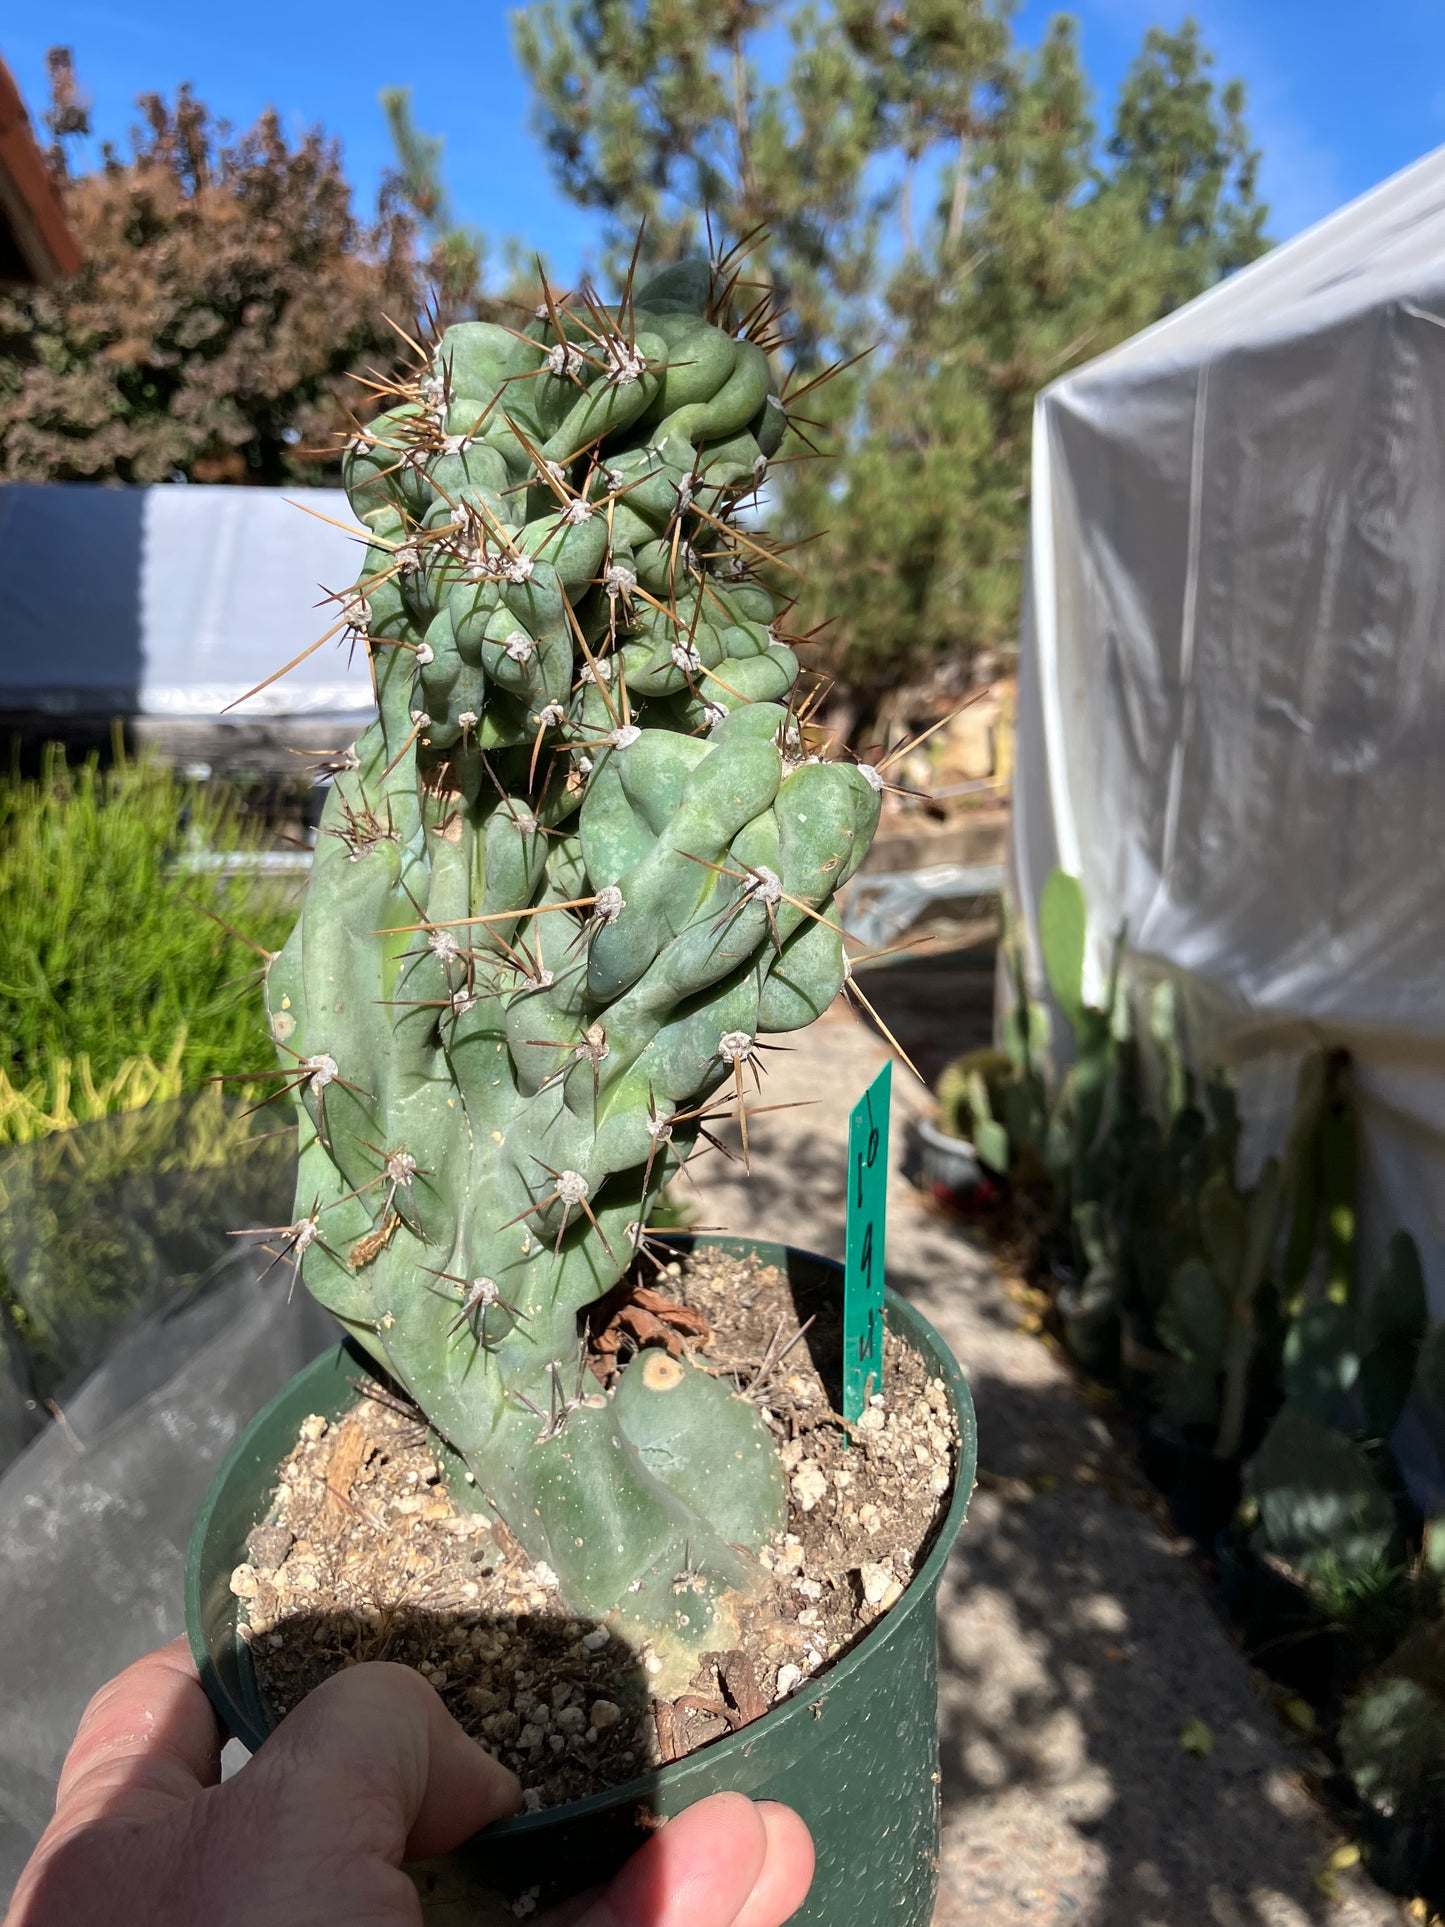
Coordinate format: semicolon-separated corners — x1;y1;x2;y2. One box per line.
0;741;296;1135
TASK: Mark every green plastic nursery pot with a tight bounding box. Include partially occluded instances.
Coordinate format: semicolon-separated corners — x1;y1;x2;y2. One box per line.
186;1238;976;1926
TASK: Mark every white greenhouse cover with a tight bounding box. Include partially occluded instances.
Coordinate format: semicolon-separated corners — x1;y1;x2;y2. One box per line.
0;483;373;727
1012;145;1445;1358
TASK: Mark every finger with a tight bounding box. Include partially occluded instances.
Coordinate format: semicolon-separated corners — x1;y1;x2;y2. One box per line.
541;1798;814;1927
568;1792;770;1927
242;1660;522;1862
49;1638;223;1834
730;1802;815;1927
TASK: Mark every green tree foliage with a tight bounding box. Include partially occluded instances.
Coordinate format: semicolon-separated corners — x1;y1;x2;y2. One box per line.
820;17;1265;705
379;85;490;328
0;51;419;484
1107;22;1267;306
514;0;883;355
514;4;1268;712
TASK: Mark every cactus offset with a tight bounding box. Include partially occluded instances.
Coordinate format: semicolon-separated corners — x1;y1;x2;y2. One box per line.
256;257;879;1683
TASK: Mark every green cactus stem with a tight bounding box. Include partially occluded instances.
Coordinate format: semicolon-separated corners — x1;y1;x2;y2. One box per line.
245;257;880;1686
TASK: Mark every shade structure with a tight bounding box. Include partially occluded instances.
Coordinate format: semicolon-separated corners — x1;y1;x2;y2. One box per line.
1011;147;1445;1483
0;482;373;755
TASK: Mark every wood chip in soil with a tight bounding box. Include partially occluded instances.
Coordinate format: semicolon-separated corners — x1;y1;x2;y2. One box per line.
233;1245;960;1810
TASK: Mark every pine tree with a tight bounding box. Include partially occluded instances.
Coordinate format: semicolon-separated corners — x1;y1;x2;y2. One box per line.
1105;21;1267;310
379;86;488;328
513;0;884;357
512;2;1268;717
806;11;1268;711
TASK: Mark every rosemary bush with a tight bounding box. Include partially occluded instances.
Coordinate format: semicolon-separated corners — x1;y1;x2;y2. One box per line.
0;742;292;1139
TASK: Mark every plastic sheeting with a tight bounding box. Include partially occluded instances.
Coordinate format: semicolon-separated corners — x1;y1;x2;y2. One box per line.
0;482;372;726
0;1105;332;1896
841;862;1006;952
1011;147;1445;1354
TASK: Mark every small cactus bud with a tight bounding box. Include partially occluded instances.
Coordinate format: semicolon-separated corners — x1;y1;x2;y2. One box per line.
384;1149;418;1187
602;335;647;385
341;593;372;635
717;1030;756;1065
545;341;585;379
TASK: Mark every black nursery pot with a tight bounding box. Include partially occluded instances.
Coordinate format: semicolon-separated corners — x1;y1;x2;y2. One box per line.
1360;1808;1445;1907
1116;1320;1171;1419
1139;1422;1239;1549
1052;1264;1120;1382
186;1237;977;1927
1166;1427;1241;1548
1212;1529;1358;1714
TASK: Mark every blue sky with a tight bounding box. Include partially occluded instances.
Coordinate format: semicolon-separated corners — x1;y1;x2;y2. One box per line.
6;0;1444;286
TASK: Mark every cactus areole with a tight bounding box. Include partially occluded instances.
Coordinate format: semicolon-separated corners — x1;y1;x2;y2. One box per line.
261;259;881;1686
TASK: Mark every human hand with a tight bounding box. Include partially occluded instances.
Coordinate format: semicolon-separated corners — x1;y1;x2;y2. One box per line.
6;1639;814;1927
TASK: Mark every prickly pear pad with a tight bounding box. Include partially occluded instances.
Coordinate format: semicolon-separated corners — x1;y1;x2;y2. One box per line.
248;255;881;1680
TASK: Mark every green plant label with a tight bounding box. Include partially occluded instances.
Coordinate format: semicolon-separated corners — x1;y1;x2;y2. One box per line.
844;1060;892;1430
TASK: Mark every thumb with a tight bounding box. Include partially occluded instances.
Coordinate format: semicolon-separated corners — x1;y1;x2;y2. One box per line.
242;1660;523;1862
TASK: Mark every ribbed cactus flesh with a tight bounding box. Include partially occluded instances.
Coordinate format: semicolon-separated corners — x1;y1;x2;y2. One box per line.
263;260;880;1682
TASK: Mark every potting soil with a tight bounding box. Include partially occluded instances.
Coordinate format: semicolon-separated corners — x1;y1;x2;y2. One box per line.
236;1245;960;1808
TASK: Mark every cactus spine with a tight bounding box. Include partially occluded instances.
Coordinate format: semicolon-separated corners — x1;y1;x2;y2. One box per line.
259;257;880;1683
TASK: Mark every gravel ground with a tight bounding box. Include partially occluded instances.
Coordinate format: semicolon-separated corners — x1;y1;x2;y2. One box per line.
682;975;1406;1927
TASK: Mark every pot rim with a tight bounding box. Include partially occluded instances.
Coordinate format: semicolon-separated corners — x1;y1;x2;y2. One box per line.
911;1115;977;1155
186;1232;976;1839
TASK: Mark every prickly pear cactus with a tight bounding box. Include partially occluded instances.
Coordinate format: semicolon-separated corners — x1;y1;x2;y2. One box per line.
258;259;881;1682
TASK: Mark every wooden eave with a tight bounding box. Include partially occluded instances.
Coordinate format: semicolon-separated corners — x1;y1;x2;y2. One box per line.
0;55;81;287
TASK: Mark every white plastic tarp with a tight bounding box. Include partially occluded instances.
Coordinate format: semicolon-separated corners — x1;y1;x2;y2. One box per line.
1011;146;1445;1358
0;483;373;727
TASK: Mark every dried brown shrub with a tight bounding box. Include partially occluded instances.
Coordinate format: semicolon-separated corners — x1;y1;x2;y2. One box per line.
0;59;421;484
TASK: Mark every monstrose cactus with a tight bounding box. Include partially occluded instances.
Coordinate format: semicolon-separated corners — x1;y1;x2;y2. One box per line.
256;257;881;1684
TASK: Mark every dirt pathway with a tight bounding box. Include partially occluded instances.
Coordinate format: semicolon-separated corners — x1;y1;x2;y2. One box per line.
682;991;1404;1927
